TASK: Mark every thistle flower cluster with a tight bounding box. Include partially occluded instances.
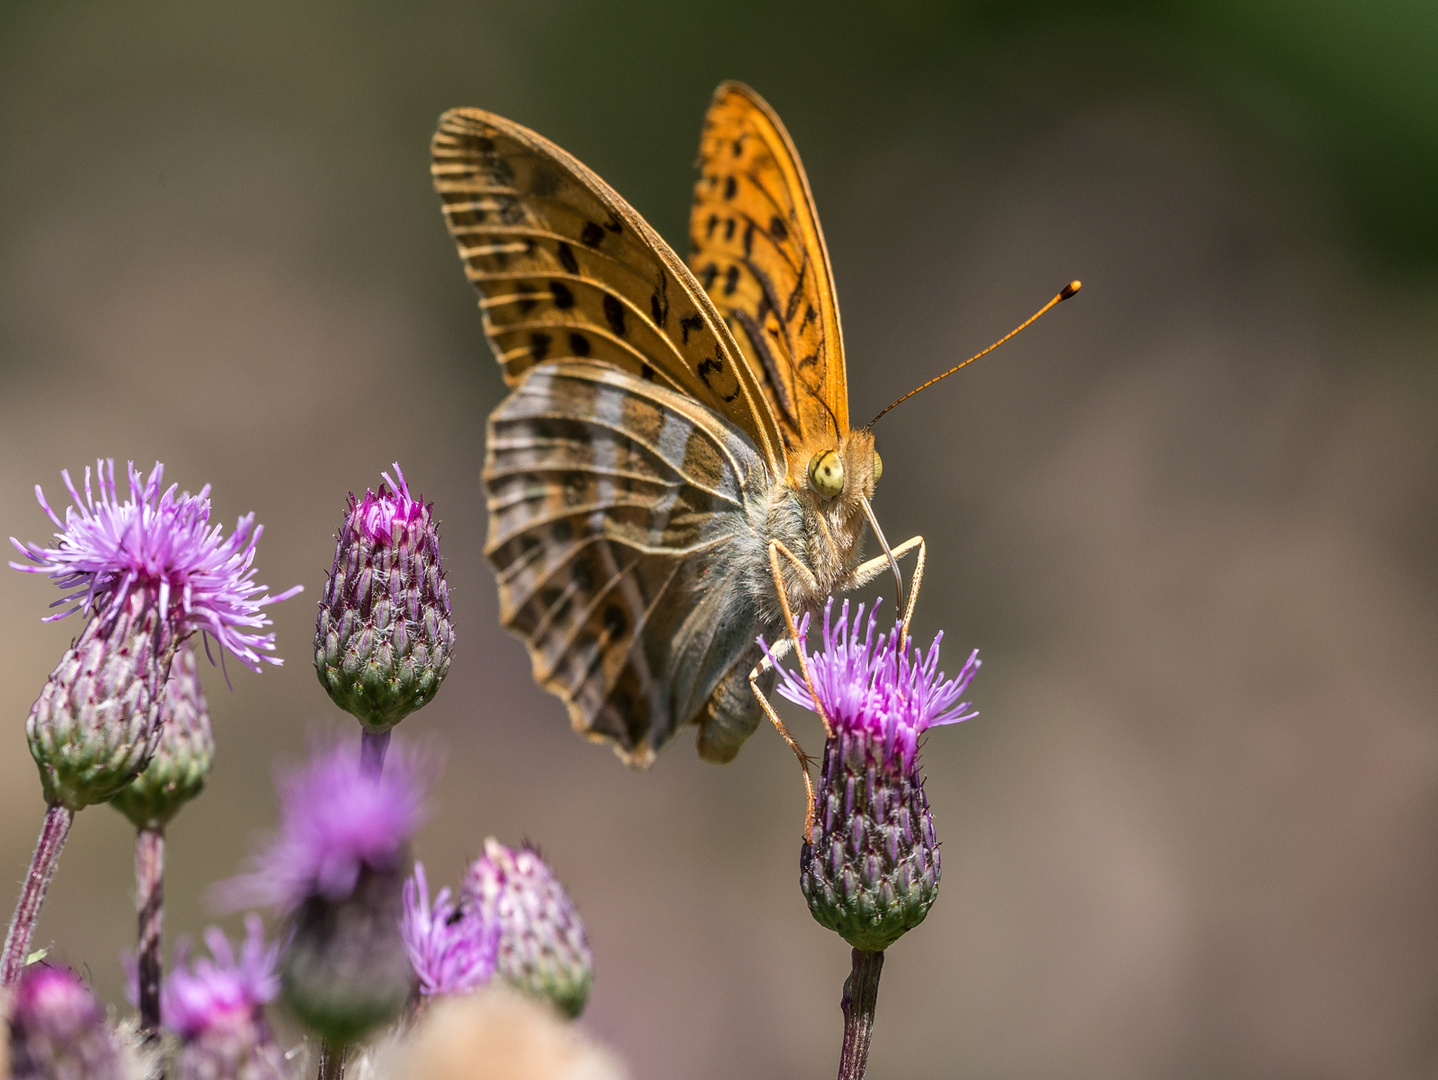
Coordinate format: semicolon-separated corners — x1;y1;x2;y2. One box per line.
767;599;979;952
11;460;298;812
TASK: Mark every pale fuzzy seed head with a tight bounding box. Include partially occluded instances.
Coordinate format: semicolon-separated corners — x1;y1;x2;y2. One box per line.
367;984;628;1080
10;459;302;672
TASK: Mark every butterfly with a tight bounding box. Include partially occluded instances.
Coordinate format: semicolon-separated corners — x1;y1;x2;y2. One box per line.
431;82;933;770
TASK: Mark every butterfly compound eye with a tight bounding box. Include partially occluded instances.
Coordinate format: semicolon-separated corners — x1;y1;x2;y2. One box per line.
808;450;845;497
872;450;883;486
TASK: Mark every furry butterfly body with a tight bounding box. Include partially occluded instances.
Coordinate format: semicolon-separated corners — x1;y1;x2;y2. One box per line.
434;83;902;767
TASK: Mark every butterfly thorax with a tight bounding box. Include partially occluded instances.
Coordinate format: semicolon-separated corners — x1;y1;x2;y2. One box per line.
759;427;879;625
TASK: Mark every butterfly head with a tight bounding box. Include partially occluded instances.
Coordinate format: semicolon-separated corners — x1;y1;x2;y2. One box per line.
802;429;881;510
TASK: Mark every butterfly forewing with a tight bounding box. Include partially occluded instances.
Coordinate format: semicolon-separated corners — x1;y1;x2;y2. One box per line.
688;82;849;447
484;360;769;764
432;108;785;472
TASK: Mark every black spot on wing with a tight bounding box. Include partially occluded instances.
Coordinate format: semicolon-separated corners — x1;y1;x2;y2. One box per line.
723;265;739;296
603;294;627;336
724;218;736;241
700;263;718;291
551;281;575;309
529;331;551;361
769;216;788;241
568;331;591;357
723;175;737;199
680;314;704;344
557;242;579;275
580;221;604;247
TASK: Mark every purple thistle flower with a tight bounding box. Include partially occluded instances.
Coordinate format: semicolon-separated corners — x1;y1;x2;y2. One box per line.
400;862;498;997
10;459;302;672
764;598;980;952
10;964;124;1080
220;739;432;915
162;916;282;1039
764;598;979;774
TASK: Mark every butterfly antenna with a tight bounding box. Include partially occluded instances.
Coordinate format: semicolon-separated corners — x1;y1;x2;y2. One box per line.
866;280;1081;429
860;495;904;615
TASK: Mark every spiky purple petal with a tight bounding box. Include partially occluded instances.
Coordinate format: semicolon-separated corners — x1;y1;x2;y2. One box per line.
401;862;498;997
10;459;301;672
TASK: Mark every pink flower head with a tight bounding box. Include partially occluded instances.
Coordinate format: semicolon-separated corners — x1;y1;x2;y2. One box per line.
9;459;302;672
14;963;104;1034
162;916;282;1039
348;463;433;547
220;738;433;913
400;862;498;997
763;598;980;772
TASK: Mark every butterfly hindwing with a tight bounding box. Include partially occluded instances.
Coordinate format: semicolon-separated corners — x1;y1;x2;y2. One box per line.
484;360;770;764
688;81;849;449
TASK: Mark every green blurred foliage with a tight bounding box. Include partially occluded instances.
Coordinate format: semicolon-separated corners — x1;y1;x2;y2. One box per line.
3;0;1431;268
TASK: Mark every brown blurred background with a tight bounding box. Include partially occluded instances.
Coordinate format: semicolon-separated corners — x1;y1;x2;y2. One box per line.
2;2;1437;1077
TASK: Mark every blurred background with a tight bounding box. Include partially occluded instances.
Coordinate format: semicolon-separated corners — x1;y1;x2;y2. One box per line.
2;2;1437;1077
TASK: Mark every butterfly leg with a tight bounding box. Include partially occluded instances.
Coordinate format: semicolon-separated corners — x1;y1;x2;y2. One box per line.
767;539;833;738
748;644;820;841
849;535;926;639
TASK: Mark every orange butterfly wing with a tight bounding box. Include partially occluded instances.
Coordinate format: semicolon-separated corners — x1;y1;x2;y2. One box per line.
432;108;786;475
688;81;849;452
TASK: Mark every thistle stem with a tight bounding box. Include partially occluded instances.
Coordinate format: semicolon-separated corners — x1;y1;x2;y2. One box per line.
836;948;884;1080
318;1038;346;1079
1;803;74;986
136;826;164;1037
360;729;390;777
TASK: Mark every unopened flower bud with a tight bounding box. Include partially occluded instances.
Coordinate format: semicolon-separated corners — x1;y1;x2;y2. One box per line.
9;964;124;1080
466;840;592;1018
26;590;174;811
110;641;213;830
315;465;452;732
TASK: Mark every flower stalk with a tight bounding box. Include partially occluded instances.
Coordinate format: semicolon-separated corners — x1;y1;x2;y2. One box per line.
135;826;164;1037
0;804;73;986
837;949;884;1080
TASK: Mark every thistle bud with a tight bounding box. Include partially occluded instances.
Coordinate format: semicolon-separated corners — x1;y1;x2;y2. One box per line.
219;740;431;1045
466;840;593;1019
765;600;979;951
26;590;174;811
110;641;213;830
315;465;452;732
9;964;124;1080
